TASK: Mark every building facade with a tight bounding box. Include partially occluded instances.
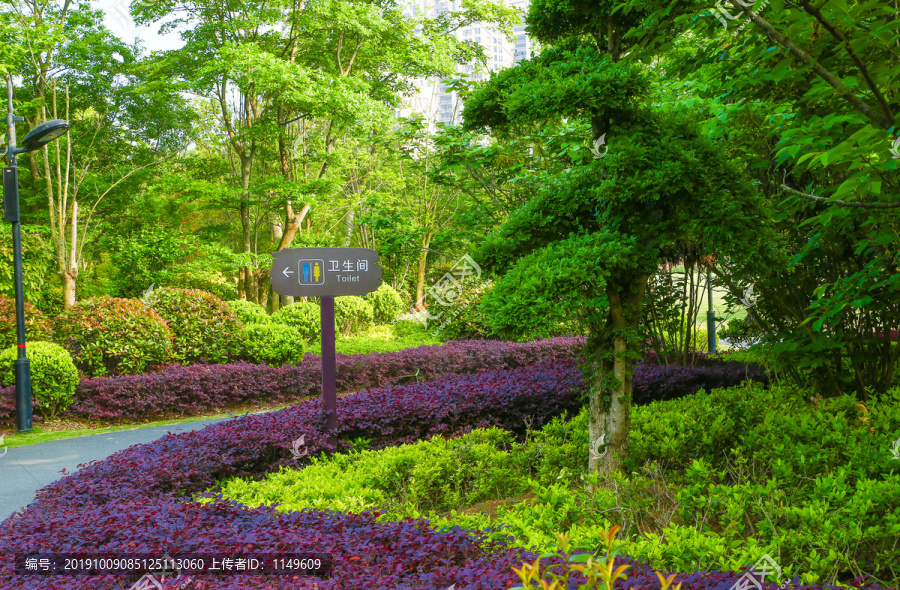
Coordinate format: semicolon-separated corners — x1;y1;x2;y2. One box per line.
398;0;532;127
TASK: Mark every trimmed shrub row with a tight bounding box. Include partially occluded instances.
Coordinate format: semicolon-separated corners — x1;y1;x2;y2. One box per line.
0;338;772;426
0;337;584;425
632;361;768;404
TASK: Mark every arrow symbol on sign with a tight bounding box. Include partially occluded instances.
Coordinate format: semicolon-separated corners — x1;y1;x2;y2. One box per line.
282;267;295;277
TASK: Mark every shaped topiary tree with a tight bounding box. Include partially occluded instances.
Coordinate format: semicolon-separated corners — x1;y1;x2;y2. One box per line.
53;296;174;376
0;341;79;420
464;0;771;476
149;288;243;364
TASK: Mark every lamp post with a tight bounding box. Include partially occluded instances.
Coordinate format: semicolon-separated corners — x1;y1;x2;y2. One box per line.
2;74;70;432
707;268;717;353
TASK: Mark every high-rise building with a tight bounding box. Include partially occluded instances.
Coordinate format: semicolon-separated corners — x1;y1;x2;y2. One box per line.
398;0;532;128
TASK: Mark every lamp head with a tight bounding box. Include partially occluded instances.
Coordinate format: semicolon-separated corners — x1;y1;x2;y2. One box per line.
21;119;70;152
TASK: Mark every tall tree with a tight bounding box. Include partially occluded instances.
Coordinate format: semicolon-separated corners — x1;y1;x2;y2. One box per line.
2;0;190;304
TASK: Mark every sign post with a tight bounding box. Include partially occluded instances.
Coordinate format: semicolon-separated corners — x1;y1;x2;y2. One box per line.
271;248;382;447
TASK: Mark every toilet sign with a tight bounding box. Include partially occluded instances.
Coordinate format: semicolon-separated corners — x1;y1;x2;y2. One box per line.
271;248;382;297
270;247;383;449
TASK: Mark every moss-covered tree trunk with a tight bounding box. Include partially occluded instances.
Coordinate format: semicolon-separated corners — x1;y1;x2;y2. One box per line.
588;274;649;477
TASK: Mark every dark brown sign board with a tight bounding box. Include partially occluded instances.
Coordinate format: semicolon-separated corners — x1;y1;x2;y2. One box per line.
271;248;382;297
270;248;383;449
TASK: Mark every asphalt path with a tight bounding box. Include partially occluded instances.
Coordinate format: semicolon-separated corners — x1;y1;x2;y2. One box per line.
0;416;239;524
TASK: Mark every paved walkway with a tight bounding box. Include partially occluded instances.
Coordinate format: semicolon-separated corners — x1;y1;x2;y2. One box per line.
0;416;241;524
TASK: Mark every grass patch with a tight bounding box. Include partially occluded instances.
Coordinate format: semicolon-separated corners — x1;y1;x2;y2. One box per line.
312;324;443;355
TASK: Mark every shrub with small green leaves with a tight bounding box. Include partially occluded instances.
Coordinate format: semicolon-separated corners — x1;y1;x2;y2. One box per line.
439;276;494;340
216;427;527;516
226;300;270;325
0;341;79;420
334;296;374;336
272;302;320;341
150;288;242;364
0;296;53;349
365;284;406;324
241;323;306;366
54;296;174;377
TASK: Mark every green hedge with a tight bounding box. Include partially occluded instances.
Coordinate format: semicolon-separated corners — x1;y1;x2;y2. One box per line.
365;284;406;324
226;300;270;325
0;341;79;420
272;302;320;341
334;296;374;336
241;323;306;366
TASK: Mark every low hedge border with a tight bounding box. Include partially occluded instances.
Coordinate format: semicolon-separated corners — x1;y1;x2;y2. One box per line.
0;338;769;426
0;337;586;425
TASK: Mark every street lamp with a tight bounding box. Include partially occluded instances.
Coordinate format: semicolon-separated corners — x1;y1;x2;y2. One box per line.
2;74;70;432
707;267;717;353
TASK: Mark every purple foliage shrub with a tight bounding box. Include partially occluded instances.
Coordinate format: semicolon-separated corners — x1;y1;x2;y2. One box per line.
631;361;768;404
0;337;585;425
0;337;769;426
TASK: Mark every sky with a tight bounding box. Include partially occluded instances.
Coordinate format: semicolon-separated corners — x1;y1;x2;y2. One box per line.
91;0;184;53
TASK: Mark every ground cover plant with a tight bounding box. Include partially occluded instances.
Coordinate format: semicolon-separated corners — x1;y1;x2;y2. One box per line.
0;362;587;589
219;382;900;588
2;357;877;589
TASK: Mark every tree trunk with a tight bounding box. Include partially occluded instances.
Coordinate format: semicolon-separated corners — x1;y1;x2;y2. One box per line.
415;232;432;305
240;153;254;303
589;275;650;477
62;200;78;307
277;203;309;251
62;272;77;307
257;267;270;307
341;210;355;247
